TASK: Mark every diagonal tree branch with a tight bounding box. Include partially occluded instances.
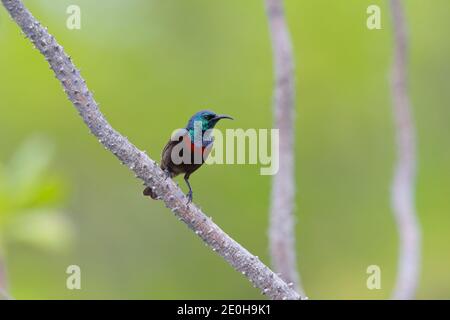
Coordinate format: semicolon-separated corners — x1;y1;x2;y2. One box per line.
265;0;303;295
1;0;301;300
389;0;421;300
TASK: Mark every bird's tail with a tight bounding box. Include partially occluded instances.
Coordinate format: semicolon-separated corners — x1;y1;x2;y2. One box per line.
143;186;158;199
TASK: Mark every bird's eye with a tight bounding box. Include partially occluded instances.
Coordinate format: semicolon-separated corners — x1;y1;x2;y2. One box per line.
204;114;215;120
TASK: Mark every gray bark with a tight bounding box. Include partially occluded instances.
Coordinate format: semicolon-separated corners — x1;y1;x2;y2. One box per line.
389;0;421;300
265;0;302;295
1;0;301;300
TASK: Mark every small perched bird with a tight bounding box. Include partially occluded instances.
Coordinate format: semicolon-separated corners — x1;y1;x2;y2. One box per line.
144;110;233;202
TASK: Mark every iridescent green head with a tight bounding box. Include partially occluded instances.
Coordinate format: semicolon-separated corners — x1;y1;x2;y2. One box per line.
186;110;233;143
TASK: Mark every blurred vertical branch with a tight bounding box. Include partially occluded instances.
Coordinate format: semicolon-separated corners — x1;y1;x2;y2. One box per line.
0;255;6;287
0;254;10;299
265;0;302;294
389;0;421;300
1;0;301;300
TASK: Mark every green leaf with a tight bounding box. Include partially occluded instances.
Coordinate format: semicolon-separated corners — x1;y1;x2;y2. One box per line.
6;135;54;195
13;176;67;210
6;210;75;253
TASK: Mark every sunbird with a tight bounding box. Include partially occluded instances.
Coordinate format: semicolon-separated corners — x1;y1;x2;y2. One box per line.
144;110;233;202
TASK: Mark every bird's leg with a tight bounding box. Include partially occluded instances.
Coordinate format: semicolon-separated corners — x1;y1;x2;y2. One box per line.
184;174;193;203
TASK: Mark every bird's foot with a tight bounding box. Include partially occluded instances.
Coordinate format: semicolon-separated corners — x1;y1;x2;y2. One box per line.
164;169;171;180
186;190;193;204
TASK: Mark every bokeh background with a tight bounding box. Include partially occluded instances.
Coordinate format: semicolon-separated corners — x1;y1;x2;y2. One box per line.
0;0;449;299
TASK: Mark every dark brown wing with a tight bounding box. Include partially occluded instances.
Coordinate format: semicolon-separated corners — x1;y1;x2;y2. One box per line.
160;129;190;177
143;129;188;199
160;139;179;173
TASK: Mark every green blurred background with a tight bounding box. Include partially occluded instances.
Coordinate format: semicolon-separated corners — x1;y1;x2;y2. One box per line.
0;0;449;299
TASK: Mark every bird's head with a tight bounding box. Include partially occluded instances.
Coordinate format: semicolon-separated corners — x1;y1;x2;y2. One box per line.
186;110;233;132
185;110;233;146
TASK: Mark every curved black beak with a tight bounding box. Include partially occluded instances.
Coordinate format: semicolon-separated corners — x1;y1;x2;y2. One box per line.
212;114;233;121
